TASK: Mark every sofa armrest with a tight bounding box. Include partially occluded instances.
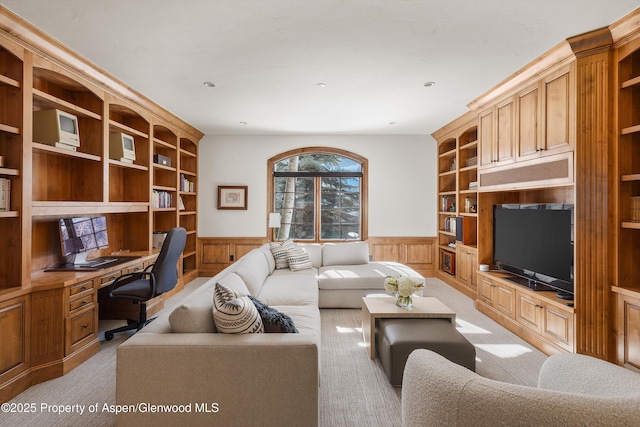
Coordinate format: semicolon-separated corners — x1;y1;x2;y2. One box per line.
402;349;640;427
116;332;318;427
538;353;640;396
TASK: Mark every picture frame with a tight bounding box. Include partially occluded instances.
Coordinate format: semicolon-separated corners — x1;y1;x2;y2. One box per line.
217;186;248;210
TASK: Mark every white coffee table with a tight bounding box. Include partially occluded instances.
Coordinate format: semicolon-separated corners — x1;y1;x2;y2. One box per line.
361;296;457;359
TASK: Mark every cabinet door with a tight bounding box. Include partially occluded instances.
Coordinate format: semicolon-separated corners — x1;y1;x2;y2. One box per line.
617;293;640;371
542;304;574;352
516;291;543;331
0;296;29;386
516;83;541;161
495;96;515;166
456;248;470;285
479;108;494;168
478;276;495;304
495;282;516;318
542;64;575;155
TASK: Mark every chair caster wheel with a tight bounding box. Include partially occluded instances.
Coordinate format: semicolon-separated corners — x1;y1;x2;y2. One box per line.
105;332;114;341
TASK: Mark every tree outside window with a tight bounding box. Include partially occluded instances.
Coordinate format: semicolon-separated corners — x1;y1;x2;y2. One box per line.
270;149;367;242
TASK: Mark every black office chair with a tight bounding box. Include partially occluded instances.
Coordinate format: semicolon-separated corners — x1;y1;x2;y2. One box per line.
104;227;187;341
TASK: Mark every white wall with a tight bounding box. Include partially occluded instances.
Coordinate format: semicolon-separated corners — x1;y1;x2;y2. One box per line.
198;134;437;237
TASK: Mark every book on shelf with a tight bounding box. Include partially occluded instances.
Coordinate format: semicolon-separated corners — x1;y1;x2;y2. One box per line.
632;196;640;222
0;177;10;211
152;190;173;209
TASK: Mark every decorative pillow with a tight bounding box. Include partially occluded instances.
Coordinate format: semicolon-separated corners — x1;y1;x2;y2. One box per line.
287;246;313;271
270;239;295;269
322;241;369;266
213;283;264;334
248;296;298;333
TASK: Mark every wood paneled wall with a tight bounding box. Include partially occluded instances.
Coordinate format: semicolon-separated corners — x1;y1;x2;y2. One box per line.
197;237;437;277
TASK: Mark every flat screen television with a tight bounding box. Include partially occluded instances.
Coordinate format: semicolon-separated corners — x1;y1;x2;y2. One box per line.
109;132;136;163
493;204;574;298
58;216;110;266
33;109;80;149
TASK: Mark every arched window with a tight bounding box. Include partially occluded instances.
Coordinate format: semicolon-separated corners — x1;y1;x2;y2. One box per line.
268;147;368;242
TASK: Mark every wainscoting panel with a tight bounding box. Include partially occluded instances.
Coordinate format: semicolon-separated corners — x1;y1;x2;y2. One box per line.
197;237;437;277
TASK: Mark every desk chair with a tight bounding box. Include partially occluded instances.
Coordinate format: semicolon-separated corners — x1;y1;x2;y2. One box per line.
104;227;187;340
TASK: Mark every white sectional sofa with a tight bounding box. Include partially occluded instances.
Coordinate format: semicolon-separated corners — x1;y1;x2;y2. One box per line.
116;241;423;427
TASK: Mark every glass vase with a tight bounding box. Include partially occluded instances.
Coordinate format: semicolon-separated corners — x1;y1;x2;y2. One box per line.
395;294;413;308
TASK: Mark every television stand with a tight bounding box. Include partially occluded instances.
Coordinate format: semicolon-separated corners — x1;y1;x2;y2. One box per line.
504;275;555;292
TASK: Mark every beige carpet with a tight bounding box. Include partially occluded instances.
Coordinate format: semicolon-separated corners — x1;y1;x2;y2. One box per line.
1;277;547;427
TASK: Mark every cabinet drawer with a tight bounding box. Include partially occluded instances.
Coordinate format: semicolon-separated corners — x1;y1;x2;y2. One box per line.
99;270;123;288
68;279;94;299
67;293;95;315
66;307;98;355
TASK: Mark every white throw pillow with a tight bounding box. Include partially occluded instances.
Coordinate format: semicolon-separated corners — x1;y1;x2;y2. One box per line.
270;239;295;269
213;283;264;334
322;241;369;266
287;246;313;271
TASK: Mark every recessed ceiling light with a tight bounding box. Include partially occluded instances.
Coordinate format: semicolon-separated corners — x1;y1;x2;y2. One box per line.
203;81;216;88
317;83;326;88
423;81;435;87
239;121;247;125
389;121;397;125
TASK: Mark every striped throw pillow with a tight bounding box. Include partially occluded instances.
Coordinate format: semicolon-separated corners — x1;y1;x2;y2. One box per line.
270;239;295;269
213;283;264;334
287;247;313;271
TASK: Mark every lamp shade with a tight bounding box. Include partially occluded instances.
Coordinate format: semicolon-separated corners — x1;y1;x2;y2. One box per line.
268;212;282;228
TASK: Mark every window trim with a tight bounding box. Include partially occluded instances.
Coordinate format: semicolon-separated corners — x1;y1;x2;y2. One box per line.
267;146;368;242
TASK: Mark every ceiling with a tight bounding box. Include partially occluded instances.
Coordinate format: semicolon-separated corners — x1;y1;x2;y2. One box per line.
2;0;638;136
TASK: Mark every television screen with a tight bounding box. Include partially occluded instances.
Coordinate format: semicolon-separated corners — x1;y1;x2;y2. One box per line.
59;216;109;257
59;114;76;134
493;204;573;294
123;135;134;150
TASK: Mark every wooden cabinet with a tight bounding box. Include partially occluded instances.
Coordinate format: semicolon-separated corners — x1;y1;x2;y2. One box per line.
477;272;574;353
456;244;477;294
516;290;574;352
516;64;575;162
477;274;515;319
613;37;640;369
432;112;478;298
0;7;203;403
614;288;640;372
478;96;515;169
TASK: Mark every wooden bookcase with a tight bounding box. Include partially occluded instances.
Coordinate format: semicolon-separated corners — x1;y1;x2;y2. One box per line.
0;7;203;402
432;111;479;299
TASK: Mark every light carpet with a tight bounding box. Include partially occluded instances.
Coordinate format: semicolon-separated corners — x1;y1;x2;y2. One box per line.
1;277;547;427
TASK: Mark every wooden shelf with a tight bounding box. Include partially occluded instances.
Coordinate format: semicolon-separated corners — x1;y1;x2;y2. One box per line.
621;75;640;89
0;123;20;135
621;174;640;181
32;142;101;162
621;124;640;135
622;221;640;229
153;138;176;149
109;119;149;139
33;88;101;120
180;148;197;158
31;201;149;217
0;211;19;218
0;167;19;176
153;163;177;172
108;159;149;171
0;73;20;88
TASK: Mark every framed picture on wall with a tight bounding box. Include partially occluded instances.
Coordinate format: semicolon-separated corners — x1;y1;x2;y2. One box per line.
218;186;248;210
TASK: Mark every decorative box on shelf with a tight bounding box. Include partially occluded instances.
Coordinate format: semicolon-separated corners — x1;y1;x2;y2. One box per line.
631;196;640;221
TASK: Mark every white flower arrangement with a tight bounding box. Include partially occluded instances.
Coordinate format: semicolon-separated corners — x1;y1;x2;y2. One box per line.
384;276;424;297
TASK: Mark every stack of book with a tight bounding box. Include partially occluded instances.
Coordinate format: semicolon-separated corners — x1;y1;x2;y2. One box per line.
631;196;640;221
152;190;173;209
0;178;10;211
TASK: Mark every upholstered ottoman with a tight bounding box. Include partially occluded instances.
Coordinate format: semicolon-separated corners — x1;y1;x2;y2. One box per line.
377;318;475;386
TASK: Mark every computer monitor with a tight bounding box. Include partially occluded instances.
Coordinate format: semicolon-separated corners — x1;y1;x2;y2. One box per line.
109;132;136;163
33;109;80;150
58;216;109;265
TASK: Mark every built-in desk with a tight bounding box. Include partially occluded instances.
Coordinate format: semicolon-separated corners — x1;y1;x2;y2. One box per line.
29;251;159;385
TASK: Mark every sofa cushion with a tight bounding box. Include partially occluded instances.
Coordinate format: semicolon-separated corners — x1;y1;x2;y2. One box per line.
299;243;322;268
322;241;369;266
168;281;218;333
258;273;319;306
287;246;313;271
233;249;271;295
318;261;424;290
269;239;295;269
259;244;276;273
213;284;264;334
248;296;298;333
